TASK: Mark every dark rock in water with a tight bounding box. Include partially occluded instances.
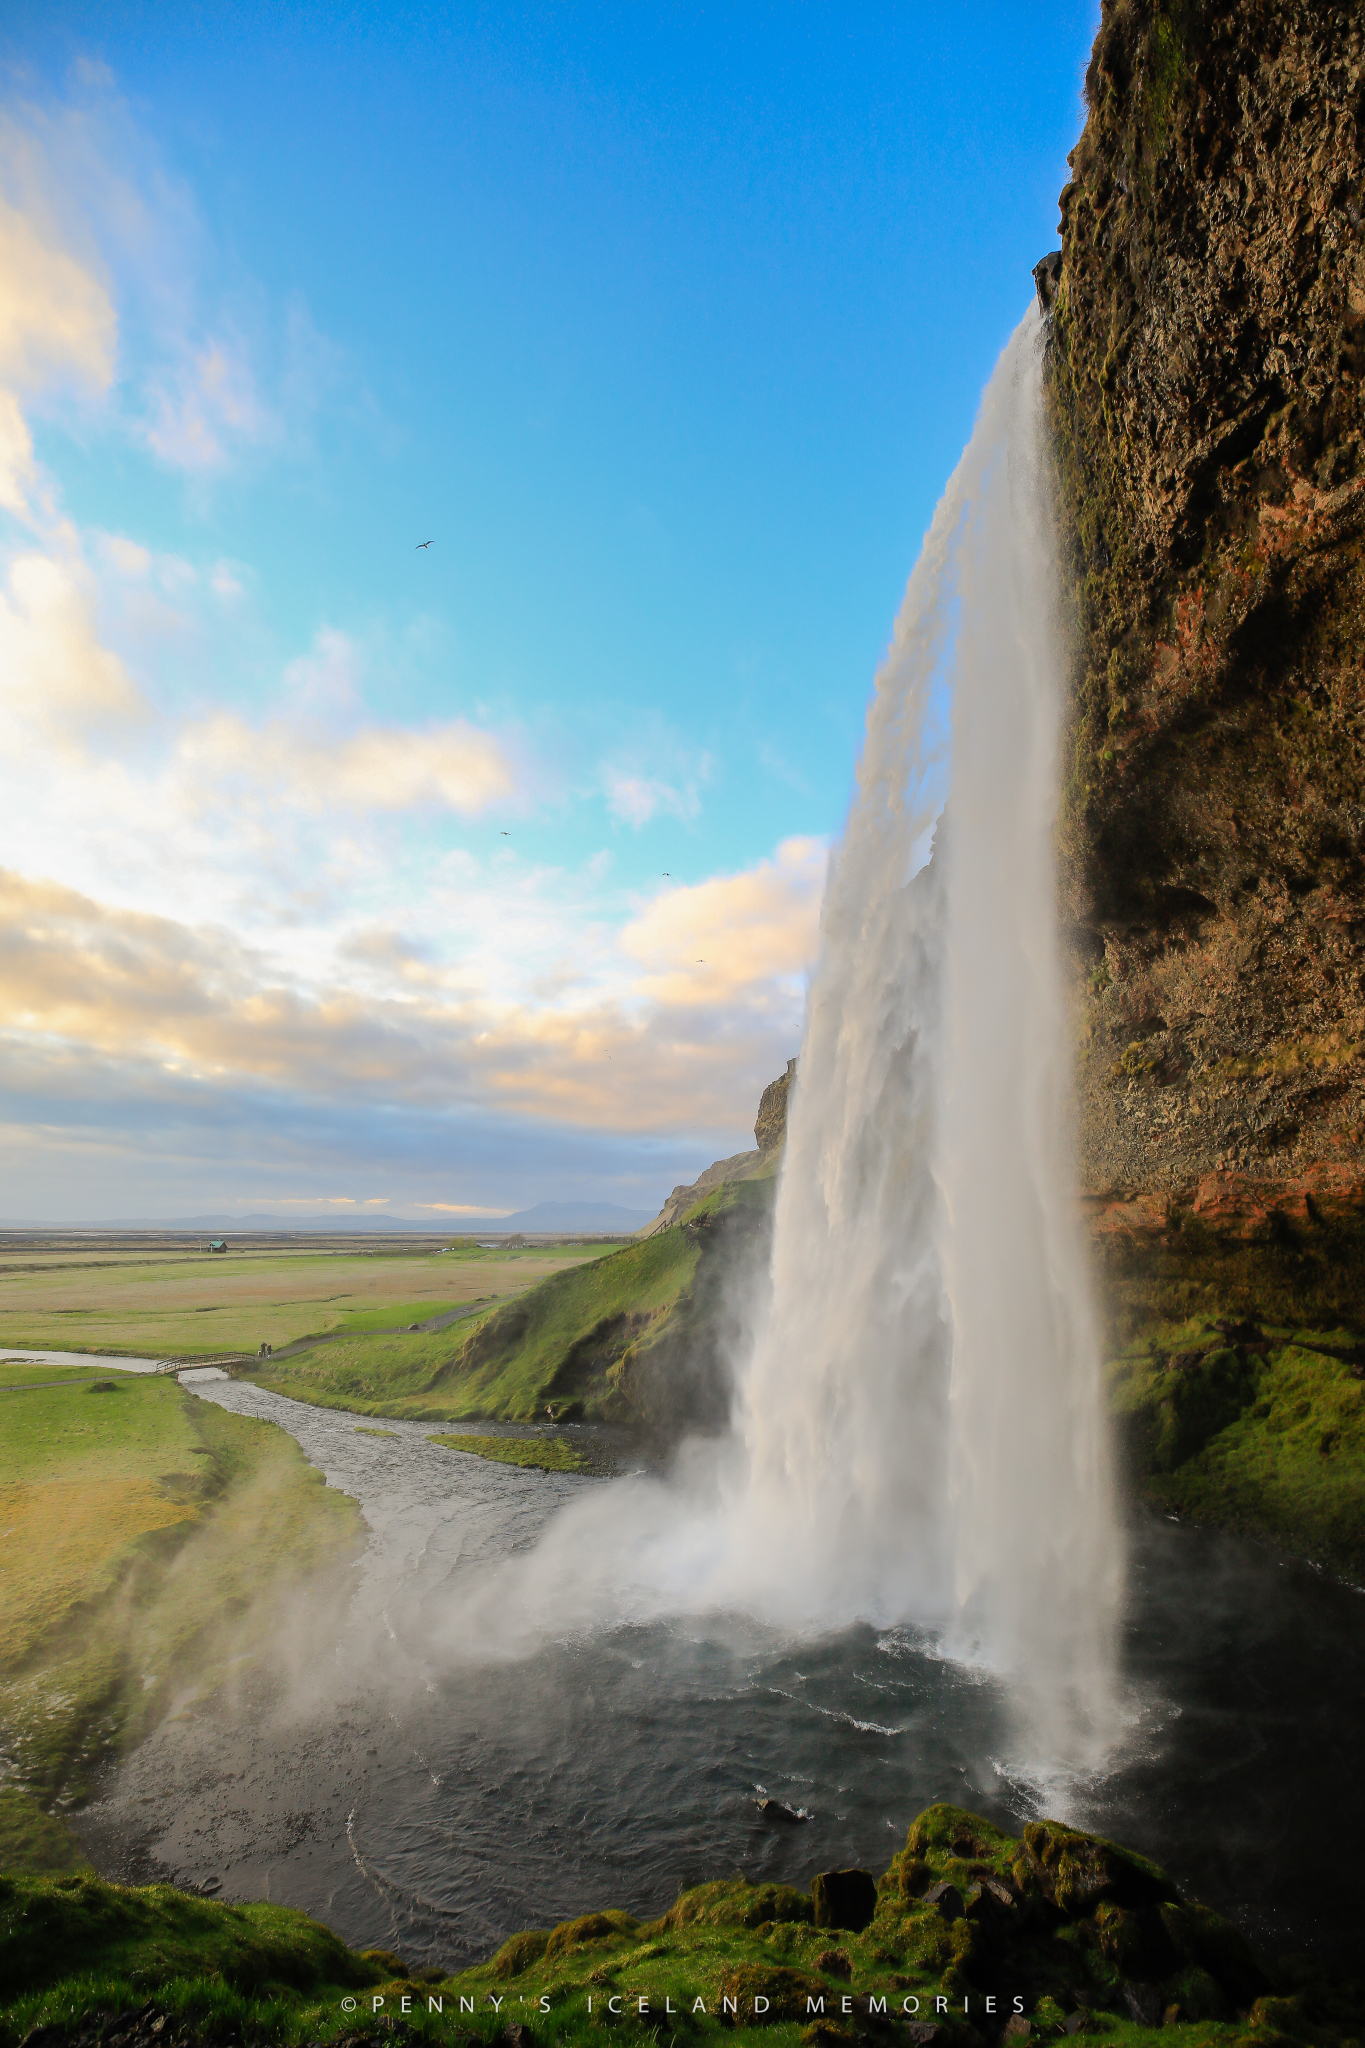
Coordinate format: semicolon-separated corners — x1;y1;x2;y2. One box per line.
1122;1981;1165;2026
756;1795;808;1824
1032;249;1062;311
922;1879;964;1922
810;1866;877;1932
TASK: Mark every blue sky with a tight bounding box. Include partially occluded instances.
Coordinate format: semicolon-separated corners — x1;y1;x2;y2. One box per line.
0;1;1097;1222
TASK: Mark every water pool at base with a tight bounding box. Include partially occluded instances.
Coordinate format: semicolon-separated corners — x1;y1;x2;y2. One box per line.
75;1379;1365;1974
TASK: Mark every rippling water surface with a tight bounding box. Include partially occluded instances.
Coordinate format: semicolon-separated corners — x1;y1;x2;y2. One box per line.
75;1378;1365;1971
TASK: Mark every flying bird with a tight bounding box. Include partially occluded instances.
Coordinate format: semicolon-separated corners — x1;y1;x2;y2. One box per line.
500;830;509;836
416;540;433;550
662;871;670;877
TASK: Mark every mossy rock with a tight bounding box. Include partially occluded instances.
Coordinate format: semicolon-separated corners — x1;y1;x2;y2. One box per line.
542;1908;638;1960
1021;1817;1178;1914
664;1878;811;1932
715;1961;825;2023
490;1927;550;1978
905;1803;1016;1865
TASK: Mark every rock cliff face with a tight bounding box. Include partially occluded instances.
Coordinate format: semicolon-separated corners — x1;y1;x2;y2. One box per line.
1047;0;1365;1198
754;1057;797;1156
639;1059;796;1236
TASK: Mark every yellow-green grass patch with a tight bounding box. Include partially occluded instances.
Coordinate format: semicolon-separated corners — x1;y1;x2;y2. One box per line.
0;1368;364;1873
426;1432;594;1472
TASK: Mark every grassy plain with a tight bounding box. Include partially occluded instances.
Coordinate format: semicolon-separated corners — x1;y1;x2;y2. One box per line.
5;1802;1352;2048
0;1362;363;1876
242;1228;701;1422
0;1239;612;1360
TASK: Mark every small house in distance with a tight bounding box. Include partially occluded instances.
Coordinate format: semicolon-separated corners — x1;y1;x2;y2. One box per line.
207;1238;227;1254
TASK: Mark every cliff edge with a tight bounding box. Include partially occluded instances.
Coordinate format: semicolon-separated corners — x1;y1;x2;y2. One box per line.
1046;0;1365;1196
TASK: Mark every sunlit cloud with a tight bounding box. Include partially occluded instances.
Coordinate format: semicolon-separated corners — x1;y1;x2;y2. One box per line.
176;710;517;817
0;187;116;514
622;838;826;1003
0;63;824;1216
0;851;814;1138
0;550;148;743
0;191;116;398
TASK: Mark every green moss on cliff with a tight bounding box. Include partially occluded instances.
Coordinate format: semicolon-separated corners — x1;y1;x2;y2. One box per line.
1109;1320;1365;1570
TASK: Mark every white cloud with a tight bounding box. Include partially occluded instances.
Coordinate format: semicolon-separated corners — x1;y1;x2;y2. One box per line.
175;710;515;817
0;65;820;1184
0;550;148;740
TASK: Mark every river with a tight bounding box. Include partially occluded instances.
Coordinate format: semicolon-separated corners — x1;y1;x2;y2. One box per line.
73;1375;1365;1974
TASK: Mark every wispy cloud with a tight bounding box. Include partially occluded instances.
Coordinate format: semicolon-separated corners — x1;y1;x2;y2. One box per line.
0;67;354;493
141;331;271;471
176;709;516;817
605;769;701;828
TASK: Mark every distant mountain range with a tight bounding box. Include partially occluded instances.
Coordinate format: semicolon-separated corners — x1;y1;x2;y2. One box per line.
0;1200;650;1236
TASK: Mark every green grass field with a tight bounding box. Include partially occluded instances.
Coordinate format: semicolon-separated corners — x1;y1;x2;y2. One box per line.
0;1242;612;1360
0;1361;364;1876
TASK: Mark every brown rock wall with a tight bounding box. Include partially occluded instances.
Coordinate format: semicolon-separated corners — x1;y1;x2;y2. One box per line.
1049;0;1365;1199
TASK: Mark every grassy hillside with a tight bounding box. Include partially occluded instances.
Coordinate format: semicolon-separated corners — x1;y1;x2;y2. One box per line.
0;1362;363;1876
4;1803;1356;2046
0;1241;612;1360
1108;1320;1365;1575
243;1181;776;1431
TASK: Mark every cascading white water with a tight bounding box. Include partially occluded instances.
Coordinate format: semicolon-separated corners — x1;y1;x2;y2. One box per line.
734;305;1121;1751
434;307;1121;1764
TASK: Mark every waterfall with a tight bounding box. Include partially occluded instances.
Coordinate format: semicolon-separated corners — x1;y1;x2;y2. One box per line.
735;307;1121;1751
436;308;1122;1764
